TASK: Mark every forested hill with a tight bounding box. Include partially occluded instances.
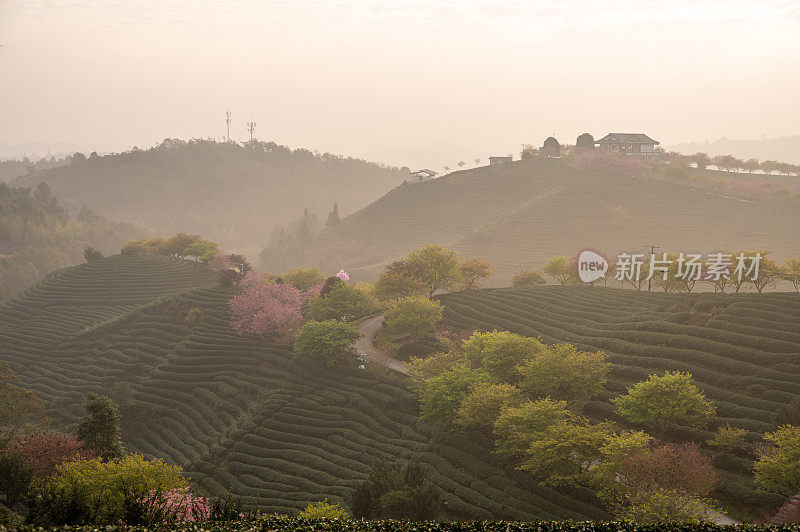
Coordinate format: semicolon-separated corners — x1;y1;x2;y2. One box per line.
13;139;407;252
0;182;142;299
260;155;800;283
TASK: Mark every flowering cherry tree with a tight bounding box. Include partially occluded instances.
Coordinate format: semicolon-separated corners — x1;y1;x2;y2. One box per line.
209;252;235;272
144;487;211;523
241;270;269;287
10;431;90;479
336;269;350;282
229;282;303;336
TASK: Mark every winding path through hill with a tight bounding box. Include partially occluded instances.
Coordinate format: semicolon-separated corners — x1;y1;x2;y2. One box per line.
356;314;408;374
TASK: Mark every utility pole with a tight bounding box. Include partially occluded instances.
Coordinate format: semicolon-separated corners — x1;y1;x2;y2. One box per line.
644;244;661;292
247;121;256;141
225;110;231;141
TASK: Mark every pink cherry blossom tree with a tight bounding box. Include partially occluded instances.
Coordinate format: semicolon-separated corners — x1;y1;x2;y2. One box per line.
229;282;303;337
209;252;235;272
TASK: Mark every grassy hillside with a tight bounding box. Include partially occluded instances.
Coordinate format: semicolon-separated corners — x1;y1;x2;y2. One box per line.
0;255;605;521
12;139;406;253
0;182;143;299
266;157;799;285
436;285;799;517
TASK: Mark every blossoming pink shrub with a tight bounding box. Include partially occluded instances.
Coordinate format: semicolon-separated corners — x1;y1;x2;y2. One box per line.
144;487;211;523
336;269;350;282
229;282;303;336
241;270;269;287
570;150;650;176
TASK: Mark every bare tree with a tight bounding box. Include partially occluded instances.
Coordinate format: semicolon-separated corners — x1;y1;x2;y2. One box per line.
474;158;481;167
458;161;465;170
443;165;450;173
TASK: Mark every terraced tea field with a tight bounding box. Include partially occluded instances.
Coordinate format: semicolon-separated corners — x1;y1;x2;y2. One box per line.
285;158;800;286
437;285;800;513
0;255;605;521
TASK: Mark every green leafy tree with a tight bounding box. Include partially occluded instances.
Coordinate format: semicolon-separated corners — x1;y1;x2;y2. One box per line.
706;424;747;452
690;152;711;170
419;367;491;426
455;382;526;431
184;240;219;263
0;451;33;508
516;343;609;402
405;244;461;296
783;258;800;292
612;372;716;439
575;133;595;150
351;460;440;520
120;238;149;255
83;246;103;263
750;252;783;294
520;419;615;486
588;430;651;489
36;455;187;525
385;296;443;342
406;351;464;392
463;330;543;383
0;362;48;446
457;258;494;290
543;256;574;285
308;284;377;322
754;425;800;497
613;488;717;524
373;260;429;302
510;269;547;287
228;253;251;274
299;499;348;518
76;393;124;460
162;233;201;258
493;398;571;460
283;267;325;291
325;203;342;228
293;320;361;367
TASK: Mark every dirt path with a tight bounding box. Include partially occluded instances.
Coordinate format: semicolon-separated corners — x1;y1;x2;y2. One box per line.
356;314;408;375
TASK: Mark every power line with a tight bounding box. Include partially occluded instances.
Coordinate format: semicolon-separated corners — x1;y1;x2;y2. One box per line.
644;244;661;292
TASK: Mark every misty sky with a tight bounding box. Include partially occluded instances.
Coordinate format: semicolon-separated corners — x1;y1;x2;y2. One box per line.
1;1;799;168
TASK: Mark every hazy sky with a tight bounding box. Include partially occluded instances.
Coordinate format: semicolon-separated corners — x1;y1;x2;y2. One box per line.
2;1;799;168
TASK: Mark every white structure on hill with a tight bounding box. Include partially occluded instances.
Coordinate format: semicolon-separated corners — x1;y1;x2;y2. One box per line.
409;169;437;182
489;156;513;165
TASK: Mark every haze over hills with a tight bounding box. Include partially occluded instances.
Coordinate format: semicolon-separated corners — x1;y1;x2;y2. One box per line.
12;139;408;254
0;181;143;299
667;136;800;166
260;156;800;285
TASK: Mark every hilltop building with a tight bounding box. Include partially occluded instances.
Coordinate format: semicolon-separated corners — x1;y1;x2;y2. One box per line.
489;156;512;165
409;169;437;182
596;133;659;159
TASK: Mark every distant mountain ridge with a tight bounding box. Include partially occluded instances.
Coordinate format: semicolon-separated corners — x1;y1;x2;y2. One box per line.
12;139;408;254
667;136;800;165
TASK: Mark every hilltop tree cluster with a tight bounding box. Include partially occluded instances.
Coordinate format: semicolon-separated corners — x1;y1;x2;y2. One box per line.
15;138;407;251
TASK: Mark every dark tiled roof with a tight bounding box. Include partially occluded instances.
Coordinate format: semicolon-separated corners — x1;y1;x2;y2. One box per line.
596;133;659;144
